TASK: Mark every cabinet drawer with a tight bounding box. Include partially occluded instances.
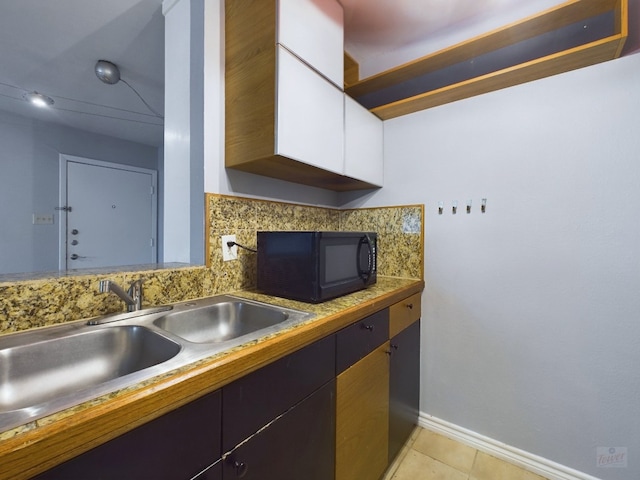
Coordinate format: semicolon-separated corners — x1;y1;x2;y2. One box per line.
222;334;335;452
336;309;389;374
389;293;421;338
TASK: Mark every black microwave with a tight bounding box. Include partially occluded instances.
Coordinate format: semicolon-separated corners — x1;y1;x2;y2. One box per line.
256;231;377;303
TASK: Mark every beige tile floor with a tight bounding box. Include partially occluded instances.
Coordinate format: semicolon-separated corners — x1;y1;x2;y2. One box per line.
383;428;550;480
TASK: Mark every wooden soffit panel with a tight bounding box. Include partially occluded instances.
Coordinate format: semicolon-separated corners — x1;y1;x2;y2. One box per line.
345;0;628;119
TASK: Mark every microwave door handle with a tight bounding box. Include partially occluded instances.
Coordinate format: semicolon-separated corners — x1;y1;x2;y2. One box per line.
357;235;374;283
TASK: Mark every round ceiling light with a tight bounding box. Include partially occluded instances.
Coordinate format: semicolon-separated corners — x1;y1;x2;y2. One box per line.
23;91;54;107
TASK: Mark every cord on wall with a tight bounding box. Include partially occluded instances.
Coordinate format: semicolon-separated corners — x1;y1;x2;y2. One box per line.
227;241;257;253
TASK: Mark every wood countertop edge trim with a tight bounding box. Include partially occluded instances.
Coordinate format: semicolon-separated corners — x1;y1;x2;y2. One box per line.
0;280;424;480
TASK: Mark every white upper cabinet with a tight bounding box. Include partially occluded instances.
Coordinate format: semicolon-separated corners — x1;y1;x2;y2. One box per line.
225;0;379;191
277;46;344;175
344;95;383;187
277;0;344;88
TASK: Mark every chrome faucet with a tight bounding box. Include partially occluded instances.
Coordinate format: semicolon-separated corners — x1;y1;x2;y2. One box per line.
99;279;143;312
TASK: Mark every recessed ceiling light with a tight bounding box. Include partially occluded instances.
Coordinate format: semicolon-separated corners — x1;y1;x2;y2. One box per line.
23;91;54;107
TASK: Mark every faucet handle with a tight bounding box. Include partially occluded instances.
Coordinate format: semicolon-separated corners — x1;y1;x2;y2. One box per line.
127;278;145;311
98;279;112;293
127;278;144;295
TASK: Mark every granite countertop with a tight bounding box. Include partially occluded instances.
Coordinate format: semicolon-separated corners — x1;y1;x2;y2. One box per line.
0;276;423;480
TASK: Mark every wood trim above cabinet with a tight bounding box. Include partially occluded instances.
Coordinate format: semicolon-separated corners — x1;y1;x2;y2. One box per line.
344;51;359;88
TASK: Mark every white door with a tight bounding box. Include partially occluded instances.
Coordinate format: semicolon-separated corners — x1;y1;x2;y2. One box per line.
59;155;157;270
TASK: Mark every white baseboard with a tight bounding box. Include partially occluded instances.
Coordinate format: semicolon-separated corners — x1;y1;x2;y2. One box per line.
418;413;601;480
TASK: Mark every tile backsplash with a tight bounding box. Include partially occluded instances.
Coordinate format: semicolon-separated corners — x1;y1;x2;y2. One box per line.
0;194;423;334
0;265;213;334
206;194;423;292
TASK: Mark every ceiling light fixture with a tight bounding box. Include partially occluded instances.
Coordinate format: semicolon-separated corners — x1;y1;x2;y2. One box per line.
23;91;54;107
95;60;121;85
94;59;163;119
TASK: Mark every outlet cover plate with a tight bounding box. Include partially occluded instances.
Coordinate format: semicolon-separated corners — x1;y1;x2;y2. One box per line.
221;234;238;261
33;213;54;225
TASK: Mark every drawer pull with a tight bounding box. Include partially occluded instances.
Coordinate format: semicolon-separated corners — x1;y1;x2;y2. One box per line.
406;303;413;310
234;461;248;478
361;324;375;332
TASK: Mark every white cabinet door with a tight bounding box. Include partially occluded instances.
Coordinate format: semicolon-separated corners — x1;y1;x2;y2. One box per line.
344;95;384;186
277;46;344;175
278;0;344;88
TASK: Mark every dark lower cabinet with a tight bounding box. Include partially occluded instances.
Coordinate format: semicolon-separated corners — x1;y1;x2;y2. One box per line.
33;294;420;480
222;335;335;452
34;390;222;480
193;461;223;480
222;380;336;480
388;319;420;461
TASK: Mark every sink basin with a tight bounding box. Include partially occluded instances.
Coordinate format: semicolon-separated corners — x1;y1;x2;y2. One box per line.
153;300;291;343
0;295;313;431
0;326;180;413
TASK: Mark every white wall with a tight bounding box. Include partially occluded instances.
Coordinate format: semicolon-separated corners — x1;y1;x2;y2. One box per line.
0;110;159;274
341;52;640;478
163;0;203;265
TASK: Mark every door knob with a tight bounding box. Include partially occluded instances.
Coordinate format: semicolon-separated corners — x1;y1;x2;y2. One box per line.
70;254;86;260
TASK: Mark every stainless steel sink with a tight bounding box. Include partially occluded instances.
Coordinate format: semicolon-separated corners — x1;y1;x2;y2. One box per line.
153;300;291;343
0;326;180;413
0;295;314;432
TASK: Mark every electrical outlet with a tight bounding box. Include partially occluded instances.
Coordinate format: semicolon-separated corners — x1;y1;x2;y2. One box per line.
33;213;54;225
221;234;238;261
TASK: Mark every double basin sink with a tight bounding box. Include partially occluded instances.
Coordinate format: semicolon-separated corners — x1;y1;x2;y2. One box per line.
0;295;314;431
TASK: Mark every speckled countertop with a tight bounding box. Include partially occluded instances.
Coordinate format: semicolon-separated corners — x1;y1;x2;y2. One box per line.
0;276;423;480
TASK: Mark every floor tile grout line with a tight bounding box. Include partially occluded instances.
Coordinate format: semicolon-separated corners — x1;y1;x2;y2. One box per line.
468;449;480;480
389;427;554;480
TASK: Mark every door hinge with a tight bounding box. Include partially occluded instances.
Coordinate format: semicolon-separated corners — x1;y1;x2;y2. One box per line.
150;186;155;195
150;238;155;247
